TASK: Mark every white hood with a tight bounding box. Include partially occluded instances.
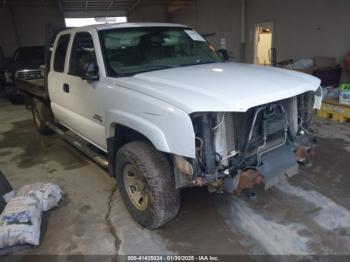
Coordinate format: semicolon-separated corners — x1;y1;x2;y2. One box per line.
116;63;321;113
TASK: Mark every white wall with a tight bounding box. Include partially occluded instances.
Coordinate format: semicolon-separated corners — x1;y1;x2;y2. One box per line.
0;5;64;57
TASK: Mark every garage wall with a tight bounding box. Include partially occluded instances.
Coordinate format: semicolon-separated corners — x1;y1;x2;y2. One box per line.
245;0;350;68
169;0;242;61
0;7;18;58
129;0;350;81
0;5;64;58
128;0;169;22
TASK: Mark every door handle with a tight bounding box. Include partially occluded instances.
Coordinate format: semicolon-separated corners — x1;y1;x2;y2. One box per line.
63;83;69;93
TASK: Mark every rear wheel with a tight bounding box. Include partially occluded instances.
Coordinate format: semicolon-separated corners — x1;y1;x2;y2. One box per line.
32;98;54;135
115;141;180;229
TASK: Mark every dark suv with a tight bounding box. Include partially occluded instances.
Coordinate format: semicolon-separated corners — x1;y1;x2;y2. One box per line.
4;46;45;103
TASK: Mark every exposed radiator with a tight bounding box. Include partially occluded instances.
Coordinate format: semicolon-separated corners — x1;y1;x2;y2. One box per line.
214;97;298;163
214;113;236;164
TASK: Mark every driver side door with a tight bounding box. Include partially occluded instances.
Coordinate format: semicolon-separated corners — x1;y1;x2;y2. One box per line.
62;31;106;150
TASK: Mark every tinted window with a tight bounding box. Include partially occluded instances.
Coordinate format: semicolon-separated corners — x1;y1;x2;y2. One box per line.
13;46;45;62
54;34;70;72
69;32;96;77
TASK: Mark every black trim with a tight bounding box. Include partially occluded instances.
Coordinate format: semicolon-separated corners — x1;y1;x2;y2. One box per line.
107;137;117;177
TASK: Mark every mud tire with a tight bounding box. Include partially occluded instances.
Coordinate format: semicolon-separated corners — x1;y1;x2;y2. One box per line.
32;97;54;135
115;141;180;229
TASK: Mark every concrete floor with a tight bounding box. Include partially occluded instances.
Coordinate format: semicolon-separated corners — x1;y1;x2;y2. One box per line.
1;99;350;256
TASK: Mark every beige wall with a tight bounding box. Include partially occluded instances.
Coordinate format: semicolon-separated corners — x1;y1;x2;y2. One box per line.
0;5;64;57
169;0;242;61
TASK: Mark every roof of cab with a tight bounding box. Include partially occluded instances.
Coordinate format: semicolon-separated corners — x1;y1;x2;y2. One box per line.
60;22;189;34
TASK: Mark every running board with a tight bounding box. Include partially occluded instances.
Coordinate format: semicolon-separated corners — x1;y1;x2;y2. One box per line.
45;122;108;169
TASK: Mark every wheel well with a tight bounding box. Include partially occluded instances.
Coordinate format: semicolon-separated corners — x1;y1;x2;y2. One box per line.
107;123;168;177
113;124;151;152
107;124;150;177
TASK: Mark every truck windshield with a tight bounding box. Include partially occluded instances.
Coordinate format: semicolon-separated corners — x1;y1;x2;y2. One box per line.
99;27;222;77
13;46;45;62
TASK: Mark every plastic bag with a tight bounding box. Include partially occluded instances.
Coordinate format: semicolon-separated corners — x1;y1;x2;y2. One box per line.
0;196;42;247
3;191;16;203
292;58;314;70
17;183;62;212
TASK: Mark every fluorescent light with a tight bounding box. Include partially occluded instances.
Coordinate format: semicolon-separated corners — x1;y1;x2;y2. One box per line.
65;17;127;27
212;68;224;72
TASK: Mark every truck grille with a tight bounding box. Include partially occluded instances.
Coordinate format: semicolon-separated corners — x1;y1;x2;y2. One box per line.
15;69;42;80
228;97;296;156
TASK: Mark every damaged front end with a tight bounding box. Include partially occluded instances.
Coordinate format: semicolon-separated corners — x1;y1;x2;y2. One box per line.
173;90;321;194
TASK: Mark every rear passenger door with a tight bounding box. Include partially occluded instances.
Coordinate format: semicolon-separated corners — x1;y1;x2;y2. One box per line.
48;33;71;123
63;31;106;149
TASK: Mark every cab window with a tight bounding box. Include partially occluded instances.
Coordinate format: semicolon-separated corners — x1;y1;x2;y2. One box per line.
54;34;70;72
69;32;97;77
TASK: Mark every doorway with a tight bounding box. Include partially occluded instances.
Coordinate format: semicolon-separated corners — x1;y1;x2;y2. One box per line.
254;22;274;65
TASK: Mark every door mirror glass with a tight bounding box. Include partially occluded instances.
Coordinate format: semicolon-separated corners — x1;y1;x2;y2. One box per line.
82;62;99;81
216;49;230;62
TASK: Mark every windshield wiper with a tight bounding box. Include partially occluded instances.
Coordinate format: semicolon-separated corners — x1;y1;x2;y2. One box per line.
126;65;175;76
179;60;217;67
143;64;175;70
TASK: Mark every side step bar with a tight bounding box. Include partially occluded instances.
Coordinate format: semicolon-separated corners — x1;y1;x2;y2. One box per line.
45;122;109;169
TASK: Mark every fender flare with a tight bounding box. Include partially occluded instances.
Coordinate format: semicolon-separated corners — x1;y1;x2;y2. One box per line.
106;109;170;152
105;109;195;158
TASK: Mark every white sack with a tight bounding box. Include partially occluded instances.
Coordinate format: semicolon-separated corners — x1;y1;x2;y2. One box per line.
17;183;62;211
3;191;16;203
291;58;314;70
0;196;42;247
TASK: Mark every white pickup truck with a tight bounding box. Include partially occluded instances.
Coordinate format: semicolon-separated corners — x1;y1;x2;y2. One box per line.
19;22;322;229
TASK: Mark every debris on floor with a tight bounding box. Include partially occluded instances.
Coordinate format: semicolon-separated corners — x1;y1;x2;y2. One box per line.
0;181;62;249
0;196;42;247
17;183;62;211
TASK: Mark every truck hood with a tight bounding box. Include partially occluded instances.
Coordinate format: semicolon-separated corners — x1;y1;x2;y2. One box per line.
116;62;321;113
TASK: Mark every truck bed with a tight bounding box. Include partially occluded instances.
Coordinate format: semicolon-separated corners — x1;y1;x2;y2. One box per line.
16;78;49;99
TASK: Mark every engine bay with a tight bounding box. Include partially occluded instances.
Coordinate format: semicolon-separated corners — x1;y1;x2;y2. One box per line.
173;91;318;193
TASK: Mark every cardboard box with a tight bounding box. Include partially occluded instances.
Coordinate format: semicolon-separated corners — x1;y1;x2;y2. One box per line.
294;67;316;75
339;84;350;105
314;56;337;69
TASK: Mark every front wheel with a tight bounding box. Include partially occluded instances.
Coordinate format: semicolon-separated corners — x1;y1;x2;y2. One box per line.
115;141;180;229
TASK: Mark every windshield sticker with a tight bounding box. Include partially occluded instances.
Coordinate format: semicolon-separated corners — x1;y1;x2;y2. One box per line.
184;30;206;42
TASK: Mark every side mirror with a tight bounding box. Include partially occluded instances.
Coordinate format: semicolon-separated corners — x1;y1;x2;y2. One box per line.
82;62;99;81
216;49;230;62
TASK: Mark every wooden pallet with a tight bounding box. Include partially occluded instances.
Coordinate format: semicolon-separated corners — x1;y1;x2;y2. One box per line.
317;99;350;123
